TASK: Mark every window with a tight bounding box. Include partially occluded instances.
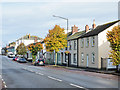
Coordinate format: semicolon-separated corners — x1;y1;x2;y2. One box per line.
73;53;77;63
81;39;84;48
74;41;76;50
92;53;95;63
91;37;95;47
57;53;60;61
86;38;89;47
65;47;67;50
69;41;71;50
65;54;68;62
81;53;84;62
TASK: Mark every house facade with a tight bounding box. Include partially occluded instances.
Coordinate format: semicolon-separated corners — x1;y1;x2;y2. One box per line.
15;34;42;54
78;20;120;69
58;25;85;67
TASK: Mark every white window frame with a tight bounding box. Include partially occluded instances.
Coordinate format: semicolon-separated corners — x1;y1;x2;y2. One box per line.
81;53;84;62
91;37;95;47
92;53;95;63
73;53;77;63
86;37;89;47
74;40;76;50
69;41;71;50
81;39;84;48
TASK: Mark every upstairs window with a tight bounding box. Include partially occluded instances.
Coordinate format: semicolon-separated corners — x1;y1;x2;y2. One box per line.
81;39;84;48
74;41;76;50
69;41;71;50
91;37;95;47
86;38;89;47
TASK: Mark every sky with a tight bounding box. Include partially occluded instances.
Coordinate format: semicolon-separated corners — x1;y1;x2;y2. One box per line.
0;0;119;47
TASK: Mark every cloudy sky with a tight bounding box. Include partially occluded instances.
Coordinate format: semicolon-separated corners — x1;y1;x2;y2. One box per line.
1;0;119;47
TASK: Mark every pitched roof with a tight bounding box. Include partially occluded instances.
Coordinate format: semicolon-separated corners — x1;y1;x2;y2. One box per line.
79;20;120;38
17;35;42;41
68;31;85;41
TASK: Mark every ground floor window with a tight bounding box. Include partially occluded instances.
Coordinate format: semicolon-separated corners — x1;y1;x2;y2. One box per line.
81;53;84;62
92;53;95;63
65;54;68;62
73;53;77;63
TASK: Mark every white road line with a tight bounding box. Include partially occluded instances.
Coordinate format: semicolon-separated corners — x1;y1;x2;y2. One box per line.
70;83;85;89
4;85;7;88
38;73;44;75
48;76;62;82
35;72;44;75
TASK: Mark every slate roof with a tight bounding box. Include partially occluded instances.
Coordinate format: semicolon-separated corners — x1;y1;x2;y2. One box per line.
68;31;85;41
79;20;120;38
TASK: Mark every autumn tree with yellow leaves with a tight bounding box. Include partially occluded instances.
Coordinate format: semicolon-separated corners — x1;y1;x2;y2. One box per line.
16;43;27;56
107;25;120;72
44;25;67;66
27;42;43;63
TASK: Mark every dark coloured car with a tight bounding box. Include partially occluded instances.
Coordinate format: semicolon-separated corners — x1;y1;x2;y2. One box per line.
18;58;27;63
34;58;45;66
13;56;16;60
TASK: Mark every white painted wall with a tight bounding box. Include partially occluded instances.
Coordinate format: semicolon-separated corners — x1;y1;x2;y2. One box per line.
98;22;119;69
15;39;41;54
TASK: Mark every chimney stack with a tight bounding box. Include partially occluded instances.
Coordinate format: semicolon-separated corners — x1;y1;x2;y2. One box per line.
72;25;78;34
92;19;96;29
34;37;37;43
28;34;30;39
85;25;89;32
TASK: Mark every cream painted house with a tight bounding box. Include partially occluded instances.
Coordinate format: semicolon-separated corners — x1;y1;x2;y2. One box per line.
78;20;120;69
58;25;85;66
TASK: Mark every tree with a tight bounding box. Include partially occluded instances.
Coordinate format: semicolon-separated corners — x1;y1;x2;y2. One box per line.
44;25;67;66
16;43;27;56
106;25;120;72
27;42;43;63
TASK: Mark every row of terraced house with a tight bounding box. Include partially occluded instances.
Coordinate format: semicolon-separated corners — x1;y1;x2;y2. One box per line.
46;20;120;70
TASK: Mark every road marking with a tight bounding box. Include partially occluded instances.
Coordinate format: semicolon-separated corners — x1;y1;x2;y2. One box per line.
38;73;44;75
48;76;62;82
70;83;86;89
35;72;44;75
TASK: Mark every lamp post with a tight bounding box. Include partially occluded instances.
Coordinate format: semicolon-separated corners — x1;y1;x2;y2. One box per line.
53;15;69;67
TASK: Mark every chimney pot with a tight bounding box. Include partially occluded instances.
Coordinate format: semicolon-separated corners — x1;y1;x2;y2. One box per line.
72;25;78;34
85;25;89;32
92;19;96;29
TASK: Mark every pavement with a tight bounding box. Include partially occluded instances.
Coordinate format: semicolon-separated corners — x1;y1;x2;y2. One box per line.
1;55;120;89
47;65;120;76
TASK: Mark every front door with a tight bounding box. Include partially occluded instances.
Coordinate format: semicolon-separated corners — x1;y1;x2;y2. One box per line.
87;54;89;67
68;53;71;67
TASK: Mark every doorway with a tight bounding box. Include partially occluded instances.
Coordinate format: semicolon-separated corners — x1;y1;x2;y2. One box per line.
86;54;89;67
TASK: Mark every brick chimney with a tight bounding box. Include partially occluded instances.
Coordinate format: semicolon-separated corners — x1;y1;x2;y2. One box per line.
72;25;78;34
28;34;30;39
85;25;89;32
92;19;96;29
34;37;37;43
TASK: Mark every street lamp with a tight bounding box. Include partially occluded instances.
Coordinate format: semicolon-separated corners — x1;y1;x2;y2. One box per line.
53;15;69;67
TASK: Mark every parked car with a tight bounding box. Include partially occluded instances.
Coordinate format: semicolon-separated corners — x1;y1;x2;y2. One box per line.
8;54;15;58
13;56;16;60
17;58;27;63
34;58;45;66
14;56;19;61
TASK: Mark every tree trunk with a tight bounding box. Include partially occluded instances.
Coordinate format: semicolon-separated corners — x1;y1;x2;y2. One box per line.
55;52;57;66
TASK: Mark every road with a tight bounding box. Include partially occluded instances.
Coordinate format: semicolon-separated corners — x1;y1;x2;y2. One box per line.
1;55;119;89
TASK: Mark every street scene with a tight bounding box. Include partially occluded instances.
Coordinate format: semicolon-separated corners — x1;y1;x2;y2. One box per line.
0;0;120;89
